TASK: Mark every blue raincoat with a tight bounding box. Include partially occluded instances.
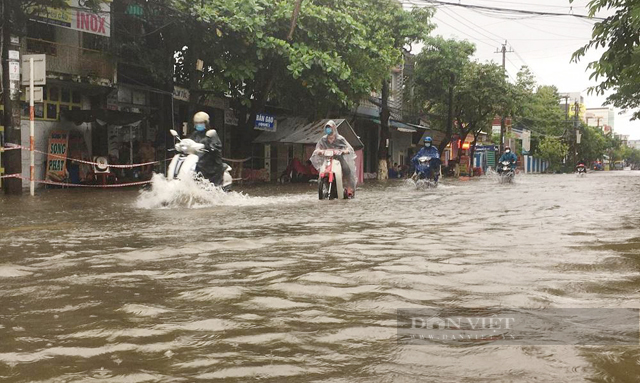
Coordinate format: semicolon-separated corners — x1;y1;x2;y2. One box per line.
498;152;517;170
412;146;441;178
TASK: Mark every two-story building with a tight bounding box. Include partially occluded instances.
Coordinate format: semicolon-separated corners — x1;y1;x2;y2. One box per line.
16;1;120;186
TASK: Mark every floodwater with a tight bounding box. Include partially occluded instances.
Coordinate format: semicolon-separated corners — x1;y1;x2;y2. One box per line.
1;171;639;382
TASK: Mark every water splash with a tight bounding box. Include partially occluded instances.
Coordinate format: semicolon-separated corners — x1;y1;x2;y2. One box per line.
135;173;308;209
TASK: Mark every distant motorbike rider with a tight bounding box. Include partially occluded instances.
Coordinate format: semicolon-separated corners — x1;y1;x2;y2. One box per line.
189;111;224;186
412;136;441;181
576;161;587;173
310;120;357;197
498;146;517;173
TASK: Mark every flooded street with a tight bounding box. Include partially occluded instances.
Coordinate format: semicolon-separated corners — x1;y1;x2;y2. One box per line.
1;172;640;382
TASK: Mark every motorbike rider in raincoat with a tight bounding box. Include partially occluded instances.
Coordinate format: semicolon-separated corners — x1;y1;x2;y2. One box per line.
412;136;441;181
189;111;225;186
310;120;357;197
497;146;518;173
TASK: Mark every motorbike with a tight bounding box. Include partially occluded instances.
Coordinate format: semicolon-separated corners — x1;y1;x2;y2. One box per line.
576;165;587;177
412;156;439;189
167;129;232;191
498;160;515;184
316;149;352;200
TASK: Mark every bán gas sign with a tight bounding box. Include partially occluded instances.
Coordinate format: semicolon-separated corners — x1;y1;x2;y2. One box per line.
254;113;276;132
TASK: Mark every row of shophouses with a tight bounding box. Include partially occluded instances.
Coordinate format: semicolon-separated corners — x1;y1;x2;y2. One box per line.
1;2;536;188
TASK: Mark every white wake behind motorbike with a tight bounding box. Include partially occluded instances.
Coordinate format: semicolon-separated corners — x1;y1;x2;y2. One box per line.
167;129;232;190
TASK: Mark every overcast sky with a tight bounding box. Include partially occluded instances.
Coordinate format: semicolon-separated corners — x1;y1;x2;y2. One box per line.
406;0;640;139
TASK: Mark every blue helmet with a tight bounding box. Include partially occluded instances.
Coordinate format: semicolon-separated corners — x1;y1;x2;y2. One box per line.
424;136;433;143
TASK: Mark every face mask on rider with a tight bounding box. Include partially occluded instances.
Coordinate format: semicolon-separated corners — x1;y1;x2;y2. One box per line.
325;127;333;135
505;149;511;153
424;142;431;148
195;123;206;132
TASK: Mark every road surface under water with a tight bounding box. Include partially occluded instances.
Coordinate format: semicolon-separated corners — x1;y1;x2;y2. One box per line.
1;172;639;382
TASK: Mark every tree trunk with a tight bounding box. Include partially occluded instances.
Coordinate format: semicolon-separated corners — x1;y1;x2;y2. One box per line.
2;0;22;194
469;131;481;177
377;79;390;180
287;0;304;40
438;74;455;158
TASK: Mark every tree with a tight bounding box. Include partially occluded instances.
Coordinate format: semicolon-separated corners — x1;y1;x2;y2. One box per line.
148;0;434;157
577;124;607;164
452;61;511;175
625;147;640;168
364;1;433;180
571;0;640;119
412;37;475;155
536;136;568;172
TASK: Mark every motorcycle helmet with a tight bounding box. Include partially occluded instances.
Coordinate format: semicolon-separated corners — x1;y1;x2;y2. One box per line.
424;136;433;147
325;120;337;135
193;111;210;132
504;146;511;153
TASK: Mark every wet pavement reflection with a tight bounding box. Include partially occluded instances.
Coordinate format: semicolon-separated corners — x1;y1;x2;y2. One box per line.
1;171;640;382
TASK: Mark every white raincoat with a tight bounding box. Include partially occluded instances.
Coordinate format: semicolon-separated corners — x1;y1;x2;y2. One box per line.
311;133;357;190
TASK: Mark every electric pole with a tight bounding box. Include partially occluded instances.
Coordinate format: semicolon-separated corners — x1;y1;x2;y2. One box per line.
2;0;22;194
495;41;514;153
573;101;580;166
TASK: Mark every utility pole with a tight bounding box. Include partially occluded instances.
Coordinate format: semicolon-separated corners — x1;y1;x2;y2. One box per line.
1;0;22;194
495;40;514;153
573;101;580;165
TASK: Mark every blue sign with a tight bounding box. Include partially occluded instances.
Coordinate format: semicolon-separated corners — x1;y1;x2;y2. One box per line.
254;113;275;132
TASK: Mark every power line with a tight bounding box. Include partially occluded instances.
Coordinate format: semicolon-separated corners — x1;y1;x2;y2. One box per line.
465;0;588;11
432;13;497;48
402;0;604;21
438;6;503;45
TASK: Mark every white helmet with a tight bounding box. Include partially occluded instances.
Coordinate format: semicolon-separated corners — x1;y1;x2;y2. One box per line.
193;111;210;124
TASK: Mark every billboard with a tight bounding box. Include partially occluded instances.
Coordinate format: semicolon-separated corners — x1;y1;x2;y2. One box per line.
30;0;111;37
46;131;70;182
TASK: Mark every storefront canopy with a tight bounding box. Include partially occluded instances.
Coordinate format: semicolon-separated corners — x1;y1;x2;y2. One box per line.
254;118;364;150
62;109;145;126
370;118;421;133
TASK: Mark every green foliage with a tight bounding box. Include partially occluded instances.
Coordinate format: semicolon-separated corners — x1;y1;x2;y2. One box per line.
453;61;511;146
625;147;640;167
121;0;434;120
577;124;607;164
571;0;640;119
511;67;565;132
412;36;475;121
536;136;568;171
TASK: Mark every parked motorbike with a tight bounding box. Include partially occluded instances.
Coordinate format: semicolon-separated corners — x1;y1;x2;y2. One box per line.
167;129;232;191
576;164;587;177
412;156;439;189
316;149;352;200
498;160;515;184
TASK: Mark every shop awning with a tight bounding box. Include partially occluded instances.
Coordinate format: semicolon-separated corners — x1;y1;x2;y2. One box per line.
254;118;364;150
62;109;146;126
369;118;431;133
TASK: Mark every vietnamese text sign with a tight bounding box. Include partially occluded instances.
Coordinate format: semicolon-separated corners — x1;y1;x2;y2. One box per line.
254;113;275;132
30;0;111;37
21;55;46;86
46;131;69;181
9;62;20;81
224;109;238;126
9;50;20;60
173;86;190;102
